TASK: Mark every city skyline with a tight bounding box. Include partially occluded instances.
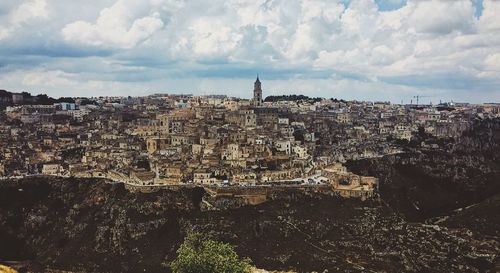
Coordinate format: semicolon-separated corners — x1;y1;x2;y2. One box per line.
0;0;499;103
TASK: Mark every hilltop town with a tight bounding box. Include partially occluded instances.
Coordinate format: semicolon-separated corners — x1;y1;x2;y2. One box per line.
1;77;499;200
2;79;500;273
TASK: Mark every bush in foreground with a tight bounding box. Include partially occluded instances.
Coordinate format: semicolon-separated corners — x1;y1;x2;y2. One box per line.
171;233;252;273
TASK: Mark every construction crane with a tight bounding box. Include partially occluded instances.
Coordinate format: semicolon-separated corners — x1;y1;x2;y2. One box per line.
412;95;432;106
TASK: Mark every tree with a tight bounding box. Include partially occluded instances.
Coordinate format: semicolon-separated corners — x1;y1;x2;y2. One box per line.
135;157;150;171
170;233;252;273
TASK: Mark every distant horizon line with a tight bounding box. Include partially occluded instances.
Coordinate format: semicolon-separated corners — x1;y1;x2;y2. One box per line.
3;88;500;105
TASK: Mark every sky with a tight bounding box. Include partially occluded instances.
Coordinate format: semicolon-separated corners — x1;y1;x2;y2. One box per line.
0;0;499;103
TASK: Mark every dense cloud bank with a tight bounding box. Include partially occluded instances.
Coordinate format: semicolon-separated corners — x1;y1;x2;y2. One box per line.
0;0;499;101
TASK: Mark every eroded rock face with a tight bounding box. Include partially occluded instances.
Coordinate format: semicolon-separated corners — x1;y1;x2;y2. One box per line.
0;178;197;272
347;118;500;221
0;177;499;273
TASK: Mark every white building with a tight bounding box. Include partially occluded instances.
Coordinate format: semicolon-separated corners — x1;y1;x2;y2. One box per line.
275;140;291;154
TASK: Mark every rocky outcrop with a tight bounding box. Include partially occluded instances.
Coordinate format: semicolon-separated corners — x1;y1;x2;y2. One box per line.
437;193;500;238
0;177;498;273
0;264;18;273
347;118;500;221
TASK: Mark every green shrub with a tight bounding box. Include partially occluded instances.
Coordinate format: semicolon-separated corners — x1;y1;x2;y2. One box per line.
170;233;252;273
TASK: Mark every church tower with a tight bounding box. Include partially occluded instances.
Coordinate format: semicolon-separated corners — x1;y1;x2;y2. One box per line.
253;75;263;106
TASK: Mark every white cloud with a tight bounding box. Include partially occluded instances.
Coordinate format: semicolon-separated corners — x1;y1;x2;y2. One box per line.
483;53;500;73
407;0;475;35
0;27;12;40
62;0;164;49
0;0;48;40
478;0;500;31
188;17;242;57
22;70;77;87
11;0;48;25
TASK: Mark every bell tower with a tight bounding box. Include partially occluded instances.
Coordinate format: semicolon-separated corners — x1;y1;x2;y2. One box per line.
253;74;262;106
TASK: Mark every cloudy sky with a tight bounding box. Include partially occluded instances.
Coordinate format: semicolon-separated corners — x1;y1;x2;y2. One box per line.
0;0;499;103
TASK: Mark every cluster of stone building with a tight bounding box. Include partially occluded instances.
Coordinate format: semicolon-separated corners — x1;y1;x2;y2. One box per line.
1;78;499;198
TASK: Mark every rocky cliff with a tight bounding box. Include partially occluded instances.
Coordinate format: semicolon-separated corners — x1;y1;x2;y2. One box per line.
347;118;500;221
0;177;498;273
